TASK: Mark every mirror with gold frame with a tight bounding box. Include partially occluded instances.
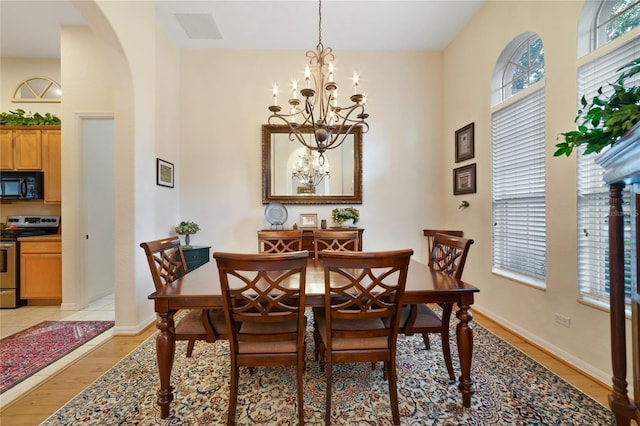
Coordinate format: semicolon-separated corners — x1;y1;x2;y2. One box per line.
262;124;362;204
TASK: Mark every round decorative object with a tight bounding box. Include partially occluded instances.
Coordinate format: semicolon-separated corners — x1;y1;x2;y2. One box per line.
264;202;288;226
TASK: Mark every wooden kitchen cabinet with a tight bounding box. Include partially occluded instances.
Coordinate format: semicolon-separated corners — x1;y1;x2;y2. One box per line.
0;127;43;170
0;128;14;169
20;239;62;299
42;129;61;203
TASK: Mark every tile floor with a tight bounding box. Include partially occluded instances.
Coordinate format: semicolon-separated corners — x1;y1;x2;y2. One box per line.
0;294;115;408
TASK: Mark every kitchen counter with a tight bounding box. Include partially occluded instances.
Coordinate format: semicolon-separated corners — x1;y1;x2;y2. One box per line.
17;234;61;242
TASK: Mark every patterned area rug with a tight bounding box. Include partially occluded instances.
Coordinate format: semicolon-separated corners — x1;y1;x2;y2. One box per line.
0;320;114;394
43;313;613;425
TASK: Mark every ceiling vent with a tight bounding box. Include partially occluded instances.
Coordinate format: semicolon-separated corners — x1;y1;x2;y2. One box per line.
174;13;222;40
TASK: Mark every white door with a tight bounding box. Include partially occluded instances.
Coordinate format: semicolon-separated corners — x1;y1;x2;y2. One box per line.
84;118;115;302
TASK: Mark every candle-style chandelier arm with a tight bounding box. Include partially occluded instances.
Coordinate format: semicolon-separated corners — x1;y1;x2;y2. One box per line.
266;0;370;161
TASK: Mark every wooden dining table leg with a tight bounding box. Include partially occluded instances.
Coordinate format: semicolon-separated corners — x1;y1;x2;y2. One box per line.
455;303;475;408
156;310;176;419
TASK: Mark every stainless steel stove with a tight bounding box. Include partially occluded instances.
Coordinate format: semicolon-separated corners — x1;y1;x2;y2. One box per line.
1;215;60;308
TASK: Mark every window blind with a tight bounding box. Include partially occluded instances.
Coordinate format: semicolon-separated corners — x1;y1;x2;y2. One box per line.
491;87;547;282
576;36;638;304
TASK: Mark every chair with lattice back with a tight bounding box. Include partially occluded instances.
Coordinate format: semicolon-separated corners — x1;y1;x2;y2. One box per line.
214;250;309;425
257;229;303;253
400;231;473;380
312;229;360;259
140;236;227;357
313;249;413;425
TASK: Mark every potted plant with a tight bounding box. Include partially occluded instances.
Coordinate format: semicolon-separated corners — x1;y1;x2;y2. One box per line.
175;220;200;247
0;109;61;125
555;57;640;157
331;207;360;227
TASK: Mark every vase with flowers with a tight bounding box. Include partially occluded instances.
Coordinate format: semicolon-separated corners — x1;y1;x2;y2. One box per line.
175;220;200;247
331;207;360;227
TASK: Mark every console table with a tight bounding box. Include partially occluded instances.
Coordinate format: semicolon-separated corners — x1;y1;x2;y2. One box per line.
263;228;364;257
182;245;211;272
595;125;640;426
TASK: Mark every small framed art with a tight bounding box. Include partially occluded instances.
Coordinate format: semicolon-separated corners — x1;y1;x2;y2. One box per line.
453;163;476;195
300;213;318;228
156;158;174;188
455;122;475;163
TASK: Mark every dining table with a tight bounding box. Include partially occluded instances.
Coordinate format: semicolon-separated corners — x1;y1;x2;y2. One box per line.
148;256;480;419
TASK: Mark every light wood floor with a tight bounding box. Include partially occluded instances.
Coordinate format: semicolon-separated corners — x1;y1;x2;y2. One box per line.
0;311;612;425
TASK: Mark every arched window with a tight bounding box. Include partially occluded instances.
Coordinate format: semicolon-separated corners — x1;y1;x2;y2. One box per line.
575;1;639;306
12;76;61;103
579;0;640;55
490;33;547;287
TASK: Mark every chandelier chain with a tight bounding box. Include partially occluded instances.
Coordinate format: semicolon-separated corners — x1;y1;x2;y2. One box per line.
318;0;322;47
266;0;369;162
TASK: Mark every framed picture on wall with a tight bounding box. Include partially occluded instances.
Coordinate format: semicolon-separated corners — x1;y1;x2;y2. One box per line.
300;213;318;228
453;163;476;195
455;122;475;163
156;158;174;188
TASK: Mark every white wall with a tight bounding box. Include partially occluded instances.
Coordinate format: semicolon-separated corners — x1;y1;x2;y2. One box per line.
442;0;637;387
178;49;444;259
60;25;114;312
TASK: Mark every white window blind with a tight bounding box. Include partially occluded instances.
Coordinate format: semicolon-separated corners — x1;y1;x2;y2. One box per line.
576;36;638;304
491;87;547;282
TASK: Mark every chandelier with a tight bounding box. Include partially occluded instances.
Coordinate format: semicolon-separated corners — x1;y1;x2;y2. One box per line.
292;148;330;192
267;0;369;164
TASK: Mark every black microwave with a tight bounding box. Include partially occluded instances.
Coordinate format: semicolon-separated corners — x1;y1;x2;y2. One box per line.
0;172;44;200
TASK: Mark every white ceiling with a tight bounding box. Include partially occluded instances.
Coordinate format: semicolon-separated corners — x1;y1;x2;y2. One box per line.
1;0;485;59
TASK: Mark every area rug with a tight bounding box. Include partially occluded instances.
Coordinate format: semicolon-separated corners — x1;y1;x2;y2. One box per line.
42;312;614;425
0;320;114;394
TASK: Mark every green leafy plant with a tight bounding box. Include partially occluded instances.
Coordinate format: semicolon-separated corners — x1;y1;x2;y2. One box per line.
331;207;360;224
0;109;61;126
175;220;200;235
555;57;640;157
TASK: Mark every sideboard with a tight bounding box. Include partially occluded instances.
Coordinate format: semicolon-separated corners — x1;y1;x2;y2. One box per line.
595;126;640;426
262;227;364;257
182;245;211;272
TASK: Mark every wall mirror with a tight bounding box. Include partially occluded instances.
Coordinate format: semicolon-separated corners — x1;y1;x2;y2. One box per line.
262;124;362;204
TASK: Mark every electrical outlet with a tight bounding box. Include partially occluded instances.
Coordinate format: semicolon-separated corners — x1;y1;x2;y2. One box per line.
554;313;571;328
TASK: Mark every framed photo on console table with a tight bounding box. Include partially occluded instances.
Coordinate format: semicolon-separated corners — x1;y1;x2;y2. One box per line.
455;122;474;163
300;213;318;228
453;163;476;195
156;158;174;188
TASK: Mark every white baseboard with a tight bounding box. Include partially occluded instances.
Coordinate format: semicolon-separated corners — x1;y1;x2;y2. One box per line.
112;312;156;336
471;304;622;394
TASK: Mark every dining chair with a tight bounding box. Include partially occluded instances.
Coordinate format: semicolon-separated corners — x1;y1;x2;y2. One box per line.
400;232;474;380
313;249;413;425
312;229;360;259
422;229;464;256
140;236;227;357
214;250;309;426
257;229;303;253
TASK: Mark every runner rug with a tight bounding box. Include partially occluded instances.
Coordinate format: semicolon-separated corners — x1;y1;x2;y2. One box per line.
0;320;114;394
43;314;614;425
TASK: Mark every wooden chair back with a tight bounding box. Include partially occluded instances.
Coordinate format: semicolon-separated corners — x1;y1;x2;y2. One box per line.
423;229;464;260
214;250;309;425
141;237;227;357
317;249;413;424
429;233;474;279
321;249;413;339
140;236;188;291
312;229;359;259
257;229;303;253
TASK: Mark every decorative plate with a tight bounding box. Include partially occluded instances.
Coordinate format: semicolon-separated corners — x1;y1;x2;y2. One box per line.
264;202;288;226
